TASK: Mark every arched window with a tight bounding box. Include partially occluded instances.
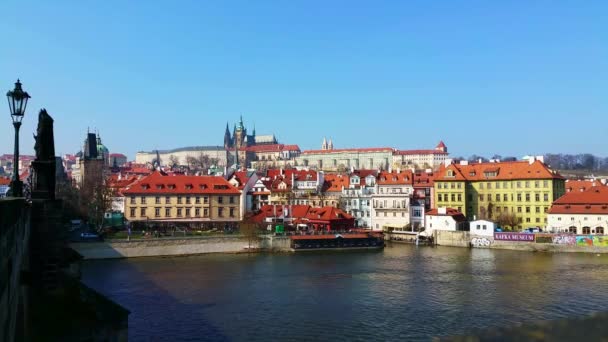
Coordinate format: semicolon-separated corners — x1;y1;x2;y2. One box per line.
583;226;591;234
596;227;604;235
568;226;577;234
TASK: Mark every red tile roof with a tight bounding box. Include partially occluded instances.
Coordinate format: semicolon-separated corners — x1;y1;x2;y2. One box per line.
302;147;394;154
377;170;413;185
550;187;608;215
243;144;300;153
565;179;605;193
435;160;563;182
250;205;353;224
426;208;467;222
122;171;240;195
394;149;448;156
323;174;349;192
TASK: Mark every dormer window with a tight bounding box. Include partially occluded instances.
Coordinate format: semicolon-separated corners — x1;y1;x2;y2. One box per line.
156;184;164;190
185;184;193;190
168;184;176;189
199;184;207;190
469;171;476;176
446;170;455;177
142;184;150;190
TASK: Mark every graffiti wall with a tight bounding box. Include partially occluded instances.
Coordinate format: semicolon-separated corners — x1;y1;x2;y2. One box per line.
535;234;553;244
471;237;491;248
552;235;576;245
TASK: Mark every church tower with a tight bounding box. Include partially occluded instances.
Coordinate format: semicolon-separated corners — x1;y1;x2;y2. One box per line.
224;122;232;149
328;138;334;150
322;137;328;150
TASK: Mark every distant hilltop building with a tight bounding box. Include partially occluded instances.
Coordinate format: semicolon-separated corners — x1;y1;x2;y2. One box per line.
136;116;300;169
295;139;449;171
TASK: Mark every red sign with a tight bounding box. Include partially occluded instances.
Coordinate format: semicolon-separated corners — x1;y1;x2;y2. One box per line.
494;232;535;242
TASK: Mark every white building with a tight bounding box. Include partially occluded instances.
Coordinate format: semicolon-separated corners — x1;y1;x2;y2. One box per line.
424;207;468;233
226;170;259;218
371;170;414;231
392;141;449;170
470;219;496;237
547;186;608;235
342;170;377;228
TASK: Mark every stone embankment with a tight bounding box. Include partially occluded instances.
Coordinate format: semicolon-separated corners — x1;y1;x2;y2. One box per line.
71;235;292;259
434;230;608;253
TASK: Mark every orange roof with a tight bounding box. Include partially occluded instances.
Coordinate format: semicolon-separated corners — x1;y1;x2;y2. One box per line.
435;160;563;182
0;177;10;185
413;172;434;187
565;179;605;193
377;170;413;185
243;144;300;153
250;205;353;223
323;174;349;192
550;187;608;214
302;147;394;154
122;171;240;195
394;149;448;156
426;208;467;222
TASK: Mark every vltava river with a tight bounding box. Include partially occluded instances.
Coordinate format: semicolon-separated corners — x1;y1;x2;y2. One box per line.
81;245;608;341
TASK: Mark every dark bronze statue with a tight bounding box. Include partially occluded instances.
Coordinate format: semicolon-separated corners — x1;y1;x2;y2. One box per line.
33;109;55;161
31;109;57;199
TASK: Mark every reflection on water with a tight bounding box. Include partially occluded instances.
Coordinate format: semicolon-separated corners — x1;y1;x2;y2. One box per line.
81;246;608;341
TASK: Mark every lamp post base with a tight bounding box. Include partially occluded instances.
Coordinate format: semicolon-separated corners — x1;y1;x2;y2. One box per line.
8;180;23;197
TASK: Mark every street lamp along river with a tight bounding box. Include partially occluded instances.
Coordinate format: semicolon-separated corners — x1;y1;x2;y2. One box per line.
6;79;30;197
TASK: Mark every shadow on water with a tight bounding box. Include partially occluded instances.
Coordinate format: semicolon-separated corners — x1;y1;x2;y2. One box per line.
81;256;231;342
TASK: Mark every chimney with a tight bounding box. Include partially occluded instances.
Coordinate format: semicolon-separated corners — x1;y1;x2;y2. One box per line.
460;160;468;166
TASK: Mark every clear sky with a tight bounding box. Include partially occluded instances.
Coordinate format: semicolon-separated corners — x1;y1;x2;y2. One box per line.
1;0;606;160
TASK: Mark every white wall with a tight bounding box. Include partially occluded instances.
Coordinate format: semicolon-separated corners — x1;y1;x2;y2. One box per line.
470;220;495;236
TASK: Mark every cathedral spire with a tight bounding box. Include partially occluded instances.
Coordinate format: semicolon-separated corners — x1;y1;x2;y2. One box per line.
322;137;327;150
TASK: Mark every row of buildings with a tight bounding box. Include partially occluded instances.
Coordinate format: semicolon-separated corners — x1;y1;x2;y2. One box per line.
106;154;608;236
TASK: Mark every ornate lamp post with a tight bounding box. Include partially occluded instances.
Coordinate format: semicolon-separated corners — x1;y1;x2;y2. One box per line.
6;79;30;197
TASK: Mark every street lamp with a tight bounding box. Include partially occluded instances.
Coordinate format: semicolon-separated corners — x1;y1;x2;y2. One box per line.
6;79;30;197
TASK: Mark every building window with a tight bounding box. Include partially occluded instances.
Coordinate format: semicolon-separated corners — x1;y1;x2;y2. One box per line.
218;208;224;217
195;208;200;217
517;193;522;202
177;208;182;217
597;227;604;235
526;217;531;223
186;208;191;217
517;207;522;213
479;194;484;201
230;208;235;217
130;208;136;217
195;196;201;204
526;207;531;213
130;197;135;204
186;197;191;204
177;196;182;204
165;208;170;217
544;207;548;213
141;196;147;204
155;196;161;204
535;207;540;213
218;196;224;204
525;181;530;188
165;196;171;204
487;182;492;189
451;194;455;201
536;218;540;223
543;180;548;188
503;194;508;201
496;194;500;202
155;208;160;217
140;208;146;217
535;193;540;202
544;194;549;201
438;194;442;202
457;194;462;201
204;196;209;204
204;208;209;217
583;227;591;234
517;182;521;188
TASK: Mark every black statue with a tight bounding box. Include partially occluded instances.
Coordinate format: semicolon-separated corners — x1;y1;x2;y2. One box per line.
33;109;55;161
31;109;57;200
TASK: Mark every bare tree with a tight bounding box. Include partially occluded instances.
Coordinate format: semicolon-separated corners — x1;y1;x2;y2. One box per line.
240;215;262;251
496;212;519;231
169;155;179;168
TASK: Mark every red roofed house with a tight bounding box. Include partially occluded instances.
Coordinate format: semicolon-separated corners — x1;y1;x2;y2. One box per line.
226;169;259;219
371;169;414;231
296;139;393;171
565;179;606;193
547;186;608;235
424;207;468;233
251;204;355;232
122;171;242;229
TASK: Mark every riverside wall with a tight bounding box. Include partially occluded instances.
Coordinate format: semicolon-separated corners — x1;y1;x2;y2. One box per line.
71;235;293;259
436;230;608;254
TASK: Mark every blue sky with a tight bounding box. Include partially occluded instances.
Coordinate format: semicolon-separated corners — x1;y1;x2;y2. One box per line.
1;0;606;159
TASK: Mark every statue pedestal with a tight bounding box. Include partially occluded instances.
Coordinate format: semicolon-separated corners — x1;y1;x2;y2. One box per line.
31;160;56;200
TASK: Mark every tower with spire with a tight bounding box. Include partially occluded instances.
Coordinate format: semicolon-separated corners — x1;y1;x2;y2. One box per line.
328;138;334;150
322;137;328;150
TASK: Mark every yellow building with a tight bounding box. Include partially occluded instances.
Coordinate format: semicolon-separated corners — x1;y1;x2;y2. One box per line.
434;158;565;230
123;171;241;229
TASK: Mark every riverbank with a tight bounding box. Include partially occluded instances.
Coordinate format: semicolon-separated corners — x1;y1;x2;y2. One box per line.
435;230;608;254
70;235;292;259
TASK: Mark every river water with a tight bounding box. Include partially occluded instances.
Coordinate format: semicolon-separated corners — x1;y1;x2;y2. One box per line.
81;245;608;341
